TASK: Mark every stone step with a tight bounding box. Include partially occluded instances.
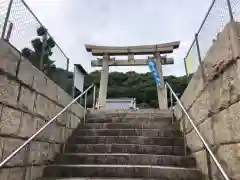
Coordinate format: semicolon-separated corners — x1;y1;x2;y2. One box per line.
85;116;172;124
69;136;184;146
74;129;182;137
80;121;173;129
64;144;184;155
41;178;193;180
87;110;173;122
43;164;202;179
86;117;172;123
41;179;165;180
54;153;196;168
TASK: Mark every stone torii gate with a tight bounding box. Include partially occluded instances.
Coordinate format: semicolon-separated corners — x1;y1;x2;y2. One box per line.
85;41;180;109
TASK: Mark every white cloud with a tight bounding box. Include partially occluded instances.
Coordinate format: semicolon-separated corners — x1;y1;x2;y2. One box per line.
23;0;212;76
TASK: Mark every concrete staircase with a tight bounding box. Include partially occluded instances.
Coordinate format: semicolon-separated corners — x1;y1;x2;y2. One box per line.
42;110;203;180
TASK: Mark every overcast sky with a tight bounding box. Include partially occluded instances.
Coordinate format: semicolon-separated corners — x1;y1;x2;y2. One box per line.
24;0;212;76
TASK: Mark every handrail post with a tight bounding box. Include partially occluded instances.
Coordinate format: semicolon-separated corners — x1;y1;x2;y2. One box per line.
183;118;187;156
93;85;96;109
67;58;69;71
84;91;88;124
227;0;234;21
40;29;48;70
5;22;13;42
1;0;13;39
195;33;202;63
165;82;230;180
195;33;205;80
183;58;189;77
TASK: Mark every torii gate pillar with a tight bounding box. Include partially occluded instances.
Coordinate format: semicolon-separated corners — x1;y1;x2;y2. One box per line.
98;53;109;109
155;52;168;109
85;41;180;110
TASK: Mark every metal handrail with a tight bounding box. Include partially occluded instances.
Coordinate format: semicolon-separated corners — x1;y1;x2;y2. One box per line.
165;82;230;180
0;84;95;168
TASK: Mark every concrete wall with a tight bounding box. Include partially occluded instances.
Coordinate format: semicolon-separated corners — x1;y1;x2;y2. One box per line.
175;22;240;180
0;40;84;180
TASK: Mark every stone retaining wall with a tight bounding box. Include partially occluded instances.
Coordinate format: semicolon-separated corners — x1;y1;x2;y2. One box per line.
175;22;240;180
0;40;84;180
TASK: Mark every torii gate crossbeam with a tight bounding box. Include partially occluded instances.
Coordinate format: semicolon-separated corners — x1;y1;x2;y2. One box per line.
85;41;180;109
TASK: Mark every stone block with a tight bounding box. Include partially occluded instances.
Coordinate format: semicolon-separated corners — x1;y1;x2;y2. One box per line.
192;150;209;178
72;116;81;129
174;104;183;121
207;144;240;180
0;42;20;76
65;128;73;139
188;89;211;126
0;167;24;180
0;106;21;135
181;68;205;110
28;142;40;164
28;141;50;165
207;63;240;114
57;111;67;126
18;113;36;138
0;75;19;106
208;75;230;113
2;138;27;166
52;126;62;143
181;115;192;133
48;143;61;161
179;115;186;132
45;78;58;101
229;22;240;59
18;86;35;112
17;58;35;87
0;40;10;58
71;103;84;118
66;114;71;129
57;86;73;107
0;168;9;180
55;105;62;117
37;122;54;142
25;165;45;180
68;115;80;129
0;138;4;161
222;63;240;105
212;101;240;144
199;118;215;146
47;102;57;119
36;117;61;143
32;68;47;94
35;116;52;141
35;116;46;130
214;143;240;179
34;94;49;119
186;129;203;152
59;127;66;142
202;22;233;78
186;118;214;152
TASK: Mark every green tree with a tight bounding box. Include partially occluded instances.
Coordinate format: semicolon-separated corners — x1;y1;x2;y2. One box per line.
84;71;191;108
22;26;56;72
21;26;75;94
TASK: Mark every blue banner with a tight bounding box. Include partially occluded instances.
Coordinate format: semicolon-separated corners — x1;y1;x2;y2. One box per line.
148;59;161;85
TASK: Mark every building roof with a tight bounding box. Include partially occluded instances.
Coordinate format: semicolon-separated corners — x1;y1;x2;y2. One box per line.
74;64;88;75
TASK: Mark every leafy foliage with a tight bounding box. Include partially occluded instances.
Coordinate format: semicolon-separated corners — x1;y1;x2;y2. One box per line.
21;26;73;94
21;27;191;106
84;71;191;108
22;26;56;72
